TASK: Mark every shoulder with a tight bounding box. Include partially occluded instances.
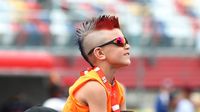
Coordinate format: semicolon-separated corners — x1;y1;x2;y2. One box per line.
116;81;126;93
80;81;106;96
74;81;107;105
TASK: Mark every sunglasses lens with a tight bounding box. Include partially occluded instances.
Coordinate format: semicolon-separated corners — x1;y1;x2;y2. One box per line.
114;37;126;46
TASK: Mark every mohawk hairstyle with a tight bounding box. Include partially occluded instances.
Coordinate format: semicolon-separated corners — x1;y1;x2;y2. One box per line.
75;15;120;67
95;15;120;30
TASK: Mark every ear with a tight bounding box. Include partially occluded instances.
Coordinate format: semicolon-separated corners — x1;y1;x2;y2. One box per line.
93;47;106;60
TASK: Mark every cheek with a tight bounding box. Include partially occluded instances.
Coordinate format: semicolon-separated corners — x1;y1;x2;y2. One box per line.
105;49;122;61
104;47;118;56
104;48;131;66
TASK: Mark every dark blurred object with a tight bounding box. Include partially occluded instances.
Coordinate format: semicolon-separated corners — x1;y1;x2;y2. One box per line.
43;83;67;111
48;84;65;98
24;106;58;112
0;94;32;112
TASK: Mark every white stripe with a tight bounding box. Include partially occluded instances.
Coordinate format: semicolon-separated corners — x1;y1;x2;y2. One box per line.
94;67;100;71
102;76;107;83
112;104;120;111
84;71;88;74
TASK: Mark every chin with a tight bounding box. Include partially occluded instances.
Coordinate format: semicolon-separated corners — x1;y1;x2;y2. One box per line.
124;59;131;65
123;61;131;66
116;60;131;68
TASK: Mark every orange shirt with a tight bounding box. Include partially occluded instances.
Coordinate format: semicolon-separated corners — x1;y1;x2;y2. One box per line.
63;67;125;112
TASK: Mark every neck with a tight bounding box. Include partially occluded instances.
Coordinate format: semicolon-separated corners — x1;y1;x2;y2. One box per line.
97;64;116;84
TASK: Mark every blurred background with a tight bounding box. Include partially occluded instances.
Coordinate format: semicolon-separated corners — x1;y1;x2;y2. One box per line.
0;0;200;112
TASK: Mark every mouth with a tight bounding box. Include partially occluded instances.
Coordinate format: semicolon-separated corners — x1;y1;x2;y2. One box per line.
124;52;130;56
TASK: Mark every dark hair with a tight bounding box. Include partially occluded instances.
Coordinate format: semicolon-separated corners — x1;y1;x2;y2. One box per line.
76;15;120;67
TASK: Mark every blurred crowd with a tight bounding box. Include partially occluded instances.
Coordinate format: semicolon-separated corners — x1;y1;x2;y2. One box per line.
154;80;200;112
0;0;200;50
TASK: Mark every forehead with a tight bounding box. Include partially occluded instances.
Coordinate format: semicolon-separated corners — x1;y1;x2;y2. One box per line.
95;29;124;40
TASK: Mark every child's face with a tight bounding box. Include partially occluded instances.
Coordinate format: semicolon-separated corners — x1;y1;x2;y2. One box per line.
101;29;131;68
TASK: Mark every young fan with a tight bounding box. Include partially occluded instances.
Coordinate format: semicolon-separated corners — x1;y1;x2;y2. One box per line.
63;15;131;112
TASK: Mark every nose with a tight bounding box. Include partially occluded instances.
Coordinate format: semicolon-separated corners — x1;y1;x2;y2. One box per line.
124;43;130;50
